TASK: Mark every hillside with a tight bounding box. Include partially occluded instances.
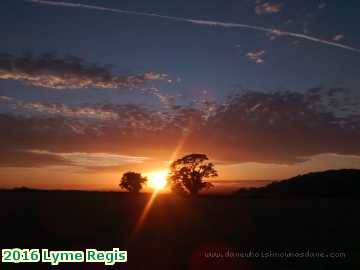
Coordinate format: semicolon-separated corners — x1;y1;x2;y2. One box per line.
237;169;360;198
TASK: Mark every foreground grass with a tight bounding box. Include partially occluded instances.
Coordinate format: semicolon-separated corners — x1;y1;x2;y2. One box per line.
0;190;359;269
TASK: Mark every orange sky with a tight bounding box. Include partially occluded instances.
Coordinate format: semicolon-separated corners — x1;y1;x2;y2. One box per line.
1;153;359;192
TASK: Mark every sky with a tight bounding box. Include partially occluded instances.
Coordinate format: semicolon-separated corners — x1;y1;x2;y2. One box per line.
0;0;359;192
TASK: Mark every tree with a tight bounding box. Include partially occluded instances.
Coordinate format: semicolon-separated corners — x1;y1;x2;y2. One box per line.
119;171;147;193
169;154;218;196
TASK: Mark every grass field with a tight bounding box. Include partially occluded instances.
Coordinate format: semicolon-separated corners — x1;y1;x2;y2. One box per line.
1;190;359;269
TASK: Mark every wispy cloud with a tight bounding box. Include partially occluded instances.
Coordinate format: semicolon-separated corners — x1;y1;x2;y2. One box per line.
26;0;360;54
16;101;119;120
255;2;283;16
0;149;72;167
246;50;266;64
0;96;13;102
333;34;344;41
0;96;155;121
1;95;174;121
0;53;166;90
29;150;149;168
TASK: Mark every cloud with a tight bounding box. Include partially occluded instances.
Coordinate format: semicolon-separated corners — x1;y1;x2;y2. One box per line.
0;54;166;90
0;88;359;167
201;89;360;163
0;149;72;167
246;50;266;64
255;2;283;15
16;101;119;120
0;96;121;120
29;150;149;168
26;0;360;54
0;96;13;102
144;72;167;80
333;34;344;41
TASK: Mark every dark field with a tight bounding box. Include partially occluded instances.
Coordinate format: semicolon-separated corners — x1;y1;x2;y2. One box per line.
0;190;359;269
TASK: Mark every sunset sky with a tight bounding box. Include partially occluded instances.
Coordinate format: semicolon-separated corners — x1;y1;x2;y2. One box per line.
0;0;359;191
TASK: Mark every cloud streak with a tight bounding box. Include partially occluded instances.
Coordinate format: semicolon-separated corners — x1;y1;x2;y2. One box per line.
26;0;360;54
0;53;166;90
29;150;149;168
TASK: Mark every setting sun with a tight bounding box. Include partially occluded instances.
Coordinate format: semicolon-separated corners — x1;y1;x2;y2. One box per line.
147;171;168;190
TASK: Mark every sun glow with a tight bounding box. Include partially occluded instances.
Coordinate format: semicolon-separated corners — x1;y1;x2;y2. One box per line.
147;171;168;190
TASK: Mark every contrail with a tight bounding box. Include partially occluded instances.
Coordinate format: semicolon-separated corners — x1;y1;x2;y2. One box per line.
27;0;360;54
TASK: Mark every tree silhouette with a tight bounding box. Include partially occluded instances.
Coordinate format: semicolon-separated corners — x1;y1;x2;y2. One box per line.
119;171;147;193
169;154;218;196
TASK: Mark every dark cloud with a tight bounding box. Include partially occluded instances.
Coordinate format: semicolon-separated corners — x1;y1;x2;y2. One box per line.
0;88;359;167
201;89;360;163
0;53;166;90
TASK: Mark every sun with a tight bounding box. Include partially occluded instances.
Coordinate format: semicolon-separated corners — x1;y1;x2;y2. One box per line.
147;170;168;191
